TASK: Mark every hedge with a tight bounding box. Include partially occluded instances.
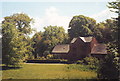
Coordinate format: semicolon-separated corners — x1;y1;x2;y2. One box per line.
26;59;68;64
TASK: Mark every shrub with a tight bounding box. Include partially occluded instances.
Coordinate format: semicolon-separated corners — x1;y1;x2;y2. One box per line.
97;52;119;79
26;59;68;64
46;54;53;59
60;59;68;63
66;64;91;71
43;51;50;57
83;57;99;70
97;43;119;79
76;60;84;64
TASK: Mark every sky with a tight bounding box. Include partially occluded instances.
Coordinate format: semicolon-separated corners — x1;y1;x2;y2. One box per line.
0;0;117;33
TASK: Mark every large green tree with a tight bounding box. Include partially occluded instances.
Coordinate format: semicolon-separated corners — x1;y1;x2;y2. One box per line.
3;13;33;35
96;19;117;43
2;13;34;66
37;26;68;57
2;22;26;66
68;15;96;40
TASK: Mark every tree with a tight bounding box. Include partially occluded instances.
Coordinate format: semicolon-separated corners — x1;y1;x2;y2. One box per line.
31;32;43;58
3;13;33;35
38;26;68;57
23;37;34;60
97;48;119;79
108;0;120;14
96;19;117;43
68;15;96;40
97;0;119;79
2;22;27;66
43;26;68;48
107;0;119;47
2;13;34;58
2;13;34;66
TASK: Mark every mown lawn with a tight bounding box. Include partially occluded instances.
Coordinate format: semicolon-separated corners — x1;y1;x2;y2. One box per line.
2;63;97;79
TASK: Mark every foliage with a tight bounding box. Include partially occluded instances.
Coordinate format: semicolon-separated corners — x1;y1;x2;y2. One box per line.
23;37;34;60
2;13;34;66
2;22;25;67
31;32;43;58
108;0;120;48
83;57;99;70
43;51;50;58
66;64;91;71
97;52;119;79
26;59;68;64
97;1;119;79
107;0;120;14
46;54;53;59
76;60;84;64
107;43;119;64
43;25;68;48
36;26;68;57
68;15;96;40
3;13;33;35
67;57;99;71
97;40;119;79
96;19;118;43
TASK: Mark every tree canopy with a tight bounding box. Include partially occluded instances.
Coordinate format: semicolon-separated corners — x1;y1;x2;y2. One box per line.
107;0;120;14
96;19;117;43
2;13;34;66
3;13;33;35
68;15;96;40
32;26;68;58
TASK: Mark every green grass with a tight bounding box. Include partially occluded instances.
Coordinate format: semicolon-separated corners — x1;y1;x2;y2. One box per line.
2;63;97;79
66;64;97;71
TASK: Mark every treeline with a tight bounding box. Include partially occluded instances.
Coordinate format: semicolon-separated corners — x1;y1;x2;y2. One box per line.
32;26;68;58
1;0;119;79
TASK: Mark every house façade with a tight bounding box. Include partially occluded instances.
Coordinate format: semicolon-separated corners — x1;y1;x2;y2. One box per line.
52;37;107;61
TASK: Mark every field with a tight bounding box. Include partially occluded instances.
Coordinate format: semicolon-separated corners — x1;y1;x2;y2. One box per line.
2;63;97;79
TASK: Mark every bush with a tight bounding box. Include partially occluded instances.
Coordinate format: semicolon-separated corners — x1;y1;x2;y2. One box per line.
60;59;68;63
26;59;68;64
66;64;92;71
83;57;99;70
76;60;84;64
97;53;119;79
46;54;53;59
43;51;50;57
97;43;119;79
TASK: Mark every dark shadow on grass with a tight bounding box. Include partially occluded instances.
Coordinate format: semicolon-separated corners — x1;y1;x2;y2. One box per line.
1;66;22;70
1;79;119;81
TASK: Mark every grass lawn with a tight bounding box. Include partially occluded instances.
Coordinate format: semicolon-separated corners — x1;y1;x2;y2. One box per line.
2;63;97;79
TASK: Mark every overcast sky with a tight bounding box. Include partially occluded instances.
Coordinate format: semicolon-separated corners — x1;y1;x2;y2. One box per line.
0;0;117;33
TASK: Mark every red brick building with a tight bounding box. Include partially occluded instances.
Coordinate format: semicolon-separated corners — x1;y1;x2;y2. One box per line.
52;37;107;60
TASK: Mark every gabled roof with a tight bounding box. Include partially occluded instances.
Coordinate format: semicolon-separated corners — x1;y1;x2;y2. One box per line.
71;37;93;43
71;38;77;43
80;37;93;42
91;44;107;54
52;44;70;54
